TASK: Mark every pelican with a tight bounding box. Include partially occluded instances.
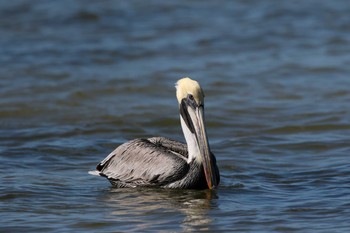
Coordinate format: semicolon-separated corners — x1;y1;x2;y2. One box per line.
89;77;220;189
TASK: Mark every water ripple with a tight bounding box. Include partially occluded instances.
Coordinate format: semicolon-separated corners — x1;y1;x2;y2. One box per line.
1;0;350;232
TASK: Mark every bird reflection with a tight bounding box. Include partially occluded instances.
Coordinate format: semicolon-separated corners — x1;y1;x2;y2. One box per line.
97;187;218;232
180;190;216;231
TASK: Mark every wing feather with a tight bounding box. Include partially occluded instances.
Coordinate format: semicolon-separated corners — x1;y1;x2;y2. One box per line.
147;137;188;159
96;138;189;187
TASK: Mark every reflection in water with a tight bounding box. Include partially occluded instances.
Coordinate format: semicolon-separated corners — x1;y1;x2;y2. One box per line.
180;190;217;232
99;187;218;232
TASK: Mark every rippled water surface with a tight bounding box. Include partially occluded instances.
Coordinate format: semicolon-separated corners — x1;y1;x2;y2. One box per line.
1;1;350;232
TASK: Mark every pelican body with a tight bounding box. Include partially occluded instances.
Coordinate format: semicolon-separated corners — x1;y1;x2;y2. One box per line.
90;77;220;189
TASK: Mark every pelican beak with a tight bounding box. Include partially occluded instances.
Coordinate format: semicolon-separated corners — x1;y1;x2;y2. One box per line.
180;98;218;189
194;105;218;189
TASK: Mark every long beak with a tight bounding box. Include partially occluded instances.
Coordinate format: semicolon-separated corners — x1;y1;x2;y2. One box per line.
180;100;218;189
194;106;218;189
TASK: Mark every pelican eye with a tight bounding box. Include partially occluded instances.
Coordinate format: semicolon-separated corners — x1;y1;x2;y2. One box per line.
186;94;198;109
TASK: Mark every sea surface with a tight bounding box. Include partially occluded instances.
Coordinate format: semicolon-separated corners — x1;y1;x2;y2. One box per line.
1;1;350;232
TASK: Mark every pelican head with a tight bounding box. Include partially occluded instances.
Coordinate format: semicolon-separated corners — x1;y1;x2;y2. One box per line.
175;77;218;189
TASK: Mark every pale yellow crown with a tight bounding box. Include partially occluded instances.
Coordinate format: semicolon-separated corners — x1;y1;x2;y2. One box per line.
175;77;204;105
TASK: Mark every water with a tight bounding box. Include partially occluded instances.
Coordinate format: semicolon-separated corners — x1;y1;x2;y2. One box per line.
1;0;350;232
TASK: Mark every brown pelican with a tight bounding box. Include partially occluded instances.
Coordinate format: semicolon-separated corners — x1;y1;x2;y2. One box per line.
89;77;220;189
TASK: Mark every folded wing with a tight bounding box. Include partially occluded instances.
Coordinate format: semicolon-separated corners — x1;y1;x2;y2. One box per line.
95;138;189;187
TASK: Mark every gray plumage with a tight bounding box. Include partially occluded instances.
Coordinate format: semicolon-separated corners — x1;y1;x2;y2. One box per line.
93;137;219;189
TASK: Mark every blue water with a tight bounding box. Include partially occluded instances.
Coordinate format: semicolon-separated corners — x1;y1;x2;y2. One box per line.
1;1;350;232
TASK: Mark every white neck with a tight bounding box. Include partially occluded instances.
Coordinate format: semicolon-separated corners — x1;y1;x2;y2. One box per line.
180;115;200;164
